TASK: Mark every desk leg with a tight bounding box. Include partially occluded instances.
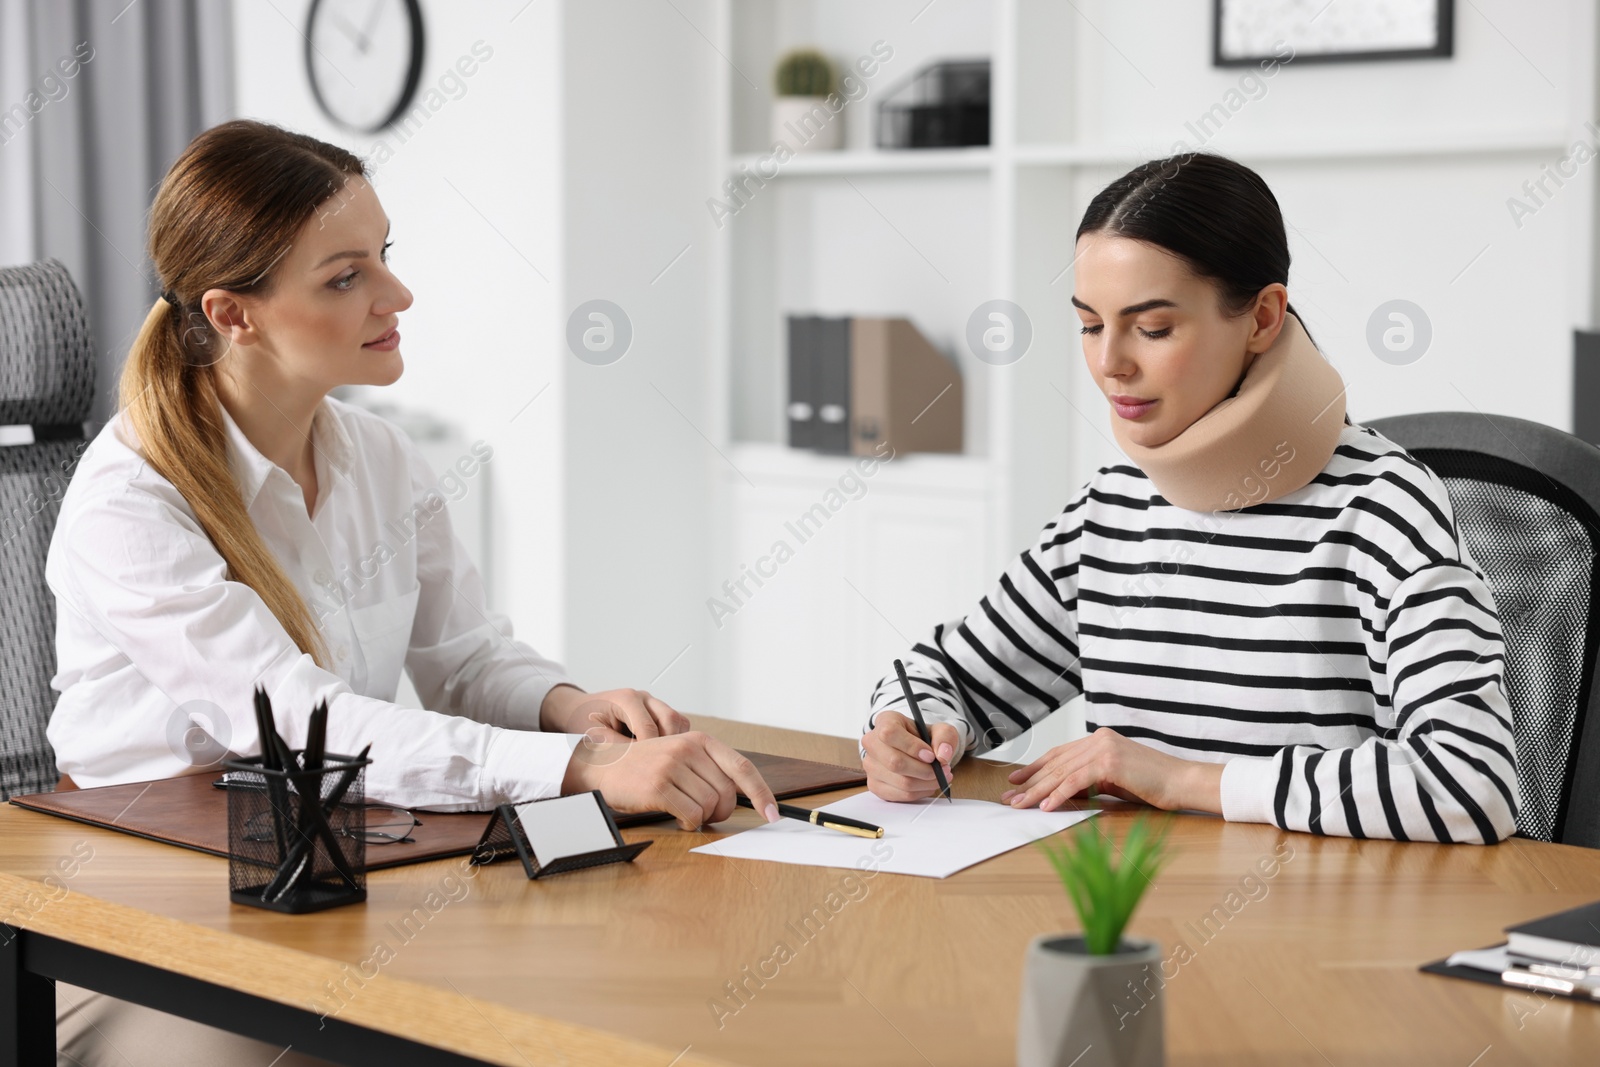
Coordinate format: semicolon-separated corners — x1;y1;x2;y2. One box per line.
0;926;55;1067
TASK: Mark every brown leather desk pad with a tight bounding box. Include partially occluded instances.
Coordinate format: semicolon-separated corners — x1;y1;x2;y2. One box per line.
7;751;867;871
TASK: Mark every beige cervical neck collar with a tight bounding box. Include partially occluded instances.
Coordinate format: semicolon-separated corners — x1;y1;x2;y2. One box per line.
1110;312;1346;512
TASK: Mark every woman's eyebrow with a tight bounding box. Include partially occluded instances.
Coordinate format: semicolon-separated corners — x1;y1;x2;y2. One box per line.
1071;295;1179;316
313;248;365;269
312;220;393;270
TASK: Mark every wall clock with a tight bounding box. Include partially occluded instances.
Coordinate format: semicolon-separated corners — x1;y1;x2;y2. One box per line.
305;0;426;133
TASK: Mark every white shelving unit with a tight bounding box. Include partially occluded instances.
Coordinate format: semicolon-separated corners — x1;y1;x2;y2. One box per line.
705;0;1082;738
729;146;994;175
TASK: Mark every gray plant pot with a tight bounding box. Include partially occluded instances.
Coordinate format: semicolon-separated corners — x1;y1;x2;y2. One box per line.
1017;934;1165;1067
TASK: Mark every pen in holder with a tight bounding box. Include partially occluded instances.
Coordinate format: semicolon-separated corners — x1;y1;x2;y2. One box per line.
224;750;371;914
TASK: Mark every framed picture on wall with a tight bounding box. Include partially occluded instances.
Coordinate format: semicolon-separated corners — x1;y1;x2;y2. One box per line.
1213;0;1454;67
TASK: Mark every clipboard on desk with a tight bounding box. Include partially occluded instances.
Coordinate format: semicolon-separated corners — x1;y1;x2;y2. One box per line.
7;750;867;864
1422;945;1600;1004
8;772;489;870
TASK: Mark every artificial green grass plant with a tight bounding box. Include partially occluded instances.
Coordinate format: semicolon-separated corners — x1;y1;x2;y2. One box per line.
1035;814;1174;955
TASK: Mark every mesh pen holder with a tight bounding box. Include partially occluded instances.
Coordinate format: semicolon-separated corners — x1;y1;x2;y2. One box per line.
224;751;370;914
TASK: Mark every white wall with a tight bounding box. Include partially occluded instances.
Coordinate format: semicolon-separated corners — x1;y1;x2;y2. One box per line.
559;0;722;711
230;0;568;659
1036;0;1600;483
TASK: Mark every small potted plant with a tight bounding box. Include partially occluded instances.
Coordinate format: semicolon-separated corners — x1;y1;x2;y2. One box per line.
771;48;842;153
1019;814;1173;1067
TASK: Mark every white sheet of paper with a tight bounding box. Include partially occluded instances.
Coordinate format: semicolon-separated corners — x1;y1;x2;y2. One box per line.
1446;944;1514;972
690;791;1098;879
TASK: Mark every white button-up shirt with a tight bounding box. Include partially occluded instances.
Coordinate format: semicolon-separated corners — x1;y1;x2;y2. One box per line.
45;395;580;810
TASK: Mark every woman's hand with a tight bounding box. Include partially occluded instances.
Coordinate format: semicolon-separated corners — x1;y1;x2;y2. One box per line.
862;710;961;802
1001;727;1223;813
561;730;780;831
539;684;691;741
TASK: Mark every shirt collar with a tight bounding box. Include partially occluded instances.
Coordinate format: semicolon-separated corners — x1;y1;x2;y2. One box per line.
219;395;356;509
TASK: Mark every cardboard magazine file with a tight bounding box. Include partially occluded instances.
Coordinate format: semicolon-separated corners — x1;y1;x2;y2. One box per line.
850;317;963;456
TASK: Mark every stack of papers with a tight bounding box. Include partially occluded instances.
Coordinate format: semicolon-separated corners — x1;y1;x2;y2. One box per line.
1447;944;1522;973
691;792;1098;879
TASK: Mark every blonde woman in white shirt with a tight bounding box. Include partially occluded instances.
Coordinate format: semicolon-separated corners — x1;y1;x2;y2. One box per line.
47;120;779;1065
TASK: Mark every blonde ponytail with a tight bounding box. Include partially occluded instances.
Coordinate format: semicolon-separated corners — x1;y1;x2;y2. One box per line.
120;296;330;668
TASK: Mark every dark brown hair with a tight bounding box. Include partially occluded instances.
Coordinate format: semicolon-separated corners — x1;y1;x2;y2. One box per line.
1078;152;1314;345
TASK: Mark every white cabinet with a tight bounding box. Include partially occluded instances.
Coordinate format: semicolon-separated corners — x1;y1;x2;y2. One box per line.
712;445;990;737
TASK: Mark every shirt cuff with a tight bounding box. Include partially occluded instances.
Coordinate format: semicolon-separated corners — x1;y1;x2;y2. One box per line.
480;728;583;806
1219;755;1280;826
503;672;579;732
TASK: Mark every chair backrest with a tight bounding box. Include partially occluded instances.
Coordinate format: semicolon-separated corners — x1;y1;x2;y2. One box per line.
1366;412;1600;848
0;259;95;801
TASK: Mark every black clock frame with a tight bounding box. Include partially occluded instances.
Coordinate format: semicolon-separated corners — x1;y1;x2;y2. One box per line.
304;0;427;134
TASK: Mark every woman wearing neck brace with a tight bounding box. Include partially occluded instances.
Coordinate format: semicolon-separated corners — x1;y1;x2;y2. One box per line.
859;153;1519;843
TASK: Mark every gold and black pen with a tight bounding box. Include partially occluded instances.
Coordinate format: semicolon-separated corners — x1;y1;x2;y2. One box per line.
736;796;884;839
609;723;885;838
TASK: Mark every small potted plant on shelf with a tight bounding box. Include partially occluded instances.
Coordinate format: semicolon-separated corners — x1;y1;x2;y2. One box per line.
772;48;842;153
1019;813;1173;1067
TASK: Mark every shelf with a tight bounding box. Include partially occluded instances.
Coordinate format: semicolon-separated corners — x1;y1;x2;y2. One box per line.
727;442;992;495
1012;128;1573;168
728;147;993;178
727;128;1569;179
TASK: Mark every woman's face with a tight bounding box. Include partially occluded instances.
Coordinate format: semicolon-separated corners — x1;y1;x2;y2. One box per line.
206;175;413;396
1072;233;1284;448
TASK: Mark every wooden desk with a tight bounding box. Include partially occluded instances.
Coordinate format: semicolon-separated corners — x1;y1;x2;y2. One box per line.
3;716;1599;1066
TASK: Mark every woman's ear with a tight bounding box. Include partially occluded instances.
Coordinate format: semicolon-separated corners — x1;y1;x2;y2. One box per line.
1244;284;1290;353
200;289;258;348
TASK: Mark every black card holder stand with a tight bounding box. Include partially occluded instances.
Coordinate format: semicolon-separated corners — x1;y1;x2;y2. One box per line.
470;791;652;879
224;751;370;914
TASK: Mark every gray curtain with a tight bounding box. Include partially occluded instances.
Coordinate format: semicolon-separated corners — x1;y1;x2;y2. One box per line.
0;0;233;425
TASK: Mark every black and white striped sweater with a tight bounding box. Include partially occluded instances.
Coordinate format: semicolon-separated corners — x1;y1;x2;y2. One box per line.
866;420;1520;844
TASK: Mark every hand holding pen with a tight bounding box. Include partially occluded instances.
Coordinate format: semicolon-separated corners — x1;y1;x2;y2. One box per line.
859;660;960;803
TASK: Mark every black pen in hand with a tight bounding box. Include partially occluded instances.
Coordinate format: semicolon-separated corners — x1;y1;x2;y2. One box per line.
895;658;952;802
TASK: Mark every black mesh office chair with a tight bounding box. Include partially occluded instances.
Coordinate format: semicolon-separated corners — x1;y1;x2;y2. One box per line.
0;260;95;801
1367;412;1600;848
